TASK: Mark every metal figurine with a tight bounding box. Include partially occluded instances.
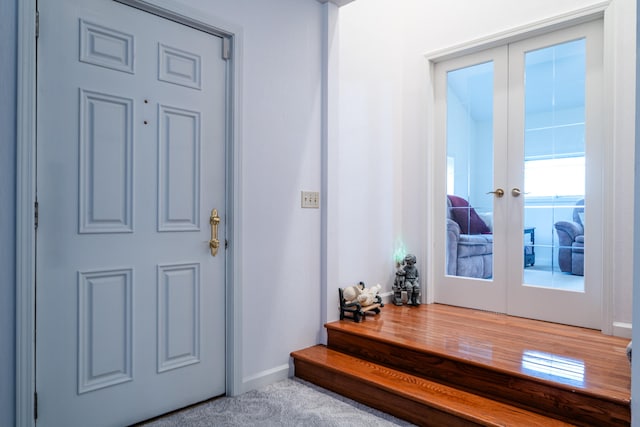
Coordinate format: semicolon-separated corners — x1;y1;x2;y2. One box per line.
393;254;421;306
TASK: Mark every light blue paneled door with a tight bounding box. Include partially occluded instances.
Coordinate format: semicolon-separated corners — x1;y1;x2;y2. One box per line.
36;1;227;425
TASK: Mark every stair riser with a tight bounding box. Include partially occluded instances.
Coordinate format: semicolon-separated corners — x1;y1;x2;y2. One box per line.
328;328;629;427
294;358;483;427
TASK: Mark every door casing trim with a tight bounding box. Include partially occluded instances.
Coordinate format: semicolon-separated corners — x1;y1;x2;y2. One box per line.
16;0;36;425
16;1;244;425
423;1;618;335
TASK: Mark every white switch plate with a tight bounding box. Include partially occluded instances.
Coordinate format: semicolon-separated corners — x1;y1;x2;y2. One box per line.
301;191;320;208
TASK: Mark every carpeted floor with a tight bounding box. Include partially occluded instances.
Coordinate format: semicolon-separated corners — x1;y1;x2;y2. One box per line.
138;377;416;426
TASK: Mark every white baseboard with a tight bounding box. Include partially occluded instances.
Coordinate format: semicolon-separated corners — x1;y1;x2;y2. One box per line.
239;363;290;395
612;322;632;339
380;291;424;305
380;291;393;304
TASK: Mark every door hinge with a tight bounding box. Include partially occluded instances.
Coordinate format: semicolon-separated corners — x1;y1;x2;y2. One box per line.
34;200;39;230
225;239;229;249
35;10;39;39
222;37;231;60
34;392;38;420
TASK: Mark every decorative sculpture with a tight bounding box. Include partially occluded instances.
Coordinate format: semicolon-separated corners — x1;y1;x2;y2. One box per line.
393;254;421;306
339;281;383;322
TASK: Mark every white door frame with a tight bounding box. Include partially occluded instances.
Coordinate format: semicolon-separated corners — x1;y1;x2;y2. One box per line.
16;1;244;425
425;1;621;335
431;19;604;329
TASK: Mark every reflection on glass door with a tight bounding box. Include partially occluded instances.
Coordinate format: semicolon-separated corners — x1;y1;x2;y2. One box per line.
522;39;585;292
445;62;494;280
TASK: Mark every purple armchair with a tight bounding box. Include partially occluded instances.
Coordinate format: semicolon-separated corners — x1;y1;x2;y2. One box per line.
446;195;493;279
554;200;584;276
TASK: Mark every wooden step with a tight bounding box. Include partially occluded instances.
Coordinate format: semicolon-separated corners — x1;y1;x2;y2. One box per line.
291;345;576;427
324;305;630;427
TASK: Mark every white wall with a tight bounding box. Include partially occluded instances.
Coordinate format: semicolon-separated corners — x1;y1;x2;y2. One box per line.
631;1;640;418
166;0;325;392
335;4;408;300
631;1;640;422
607;0;637;337
335;0;636;334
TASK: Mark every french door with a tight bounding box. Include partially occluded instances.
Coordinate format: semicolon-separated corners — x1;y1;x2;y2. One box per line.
434;20;603;329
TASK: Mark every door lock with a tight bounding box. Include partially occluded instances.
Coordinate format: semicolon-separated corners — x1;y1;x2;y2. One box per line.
209;209;220;257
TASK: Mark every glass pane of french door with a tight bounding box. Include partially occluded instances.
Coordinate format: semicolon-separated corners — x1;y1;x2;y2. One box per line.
445;61;494;280
522;39;586;292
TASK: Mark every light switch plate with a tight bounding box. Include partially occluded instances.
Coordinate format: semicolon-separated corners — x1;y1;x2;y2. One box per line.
301;191;320;208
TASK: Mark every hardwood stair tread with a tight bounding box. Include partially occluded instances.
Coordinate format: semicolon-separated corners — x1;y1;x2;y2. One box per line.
324;304;630;404
326;322;628;406
292;345;577;427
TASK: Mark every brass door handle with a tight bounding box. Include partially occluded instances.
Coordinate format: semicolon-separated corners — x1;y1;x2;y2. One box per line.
209;209;220;257
487;188;504;198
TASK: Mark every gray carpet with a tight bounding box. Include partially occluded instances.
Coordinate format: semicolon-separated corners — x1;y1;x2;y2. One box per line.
139;378;416;426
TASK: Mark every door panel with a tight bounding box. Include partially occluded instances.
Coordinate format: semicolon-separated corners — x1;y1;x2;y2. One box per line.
434;46;508;313
506;21;603;328
36;1;227;425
